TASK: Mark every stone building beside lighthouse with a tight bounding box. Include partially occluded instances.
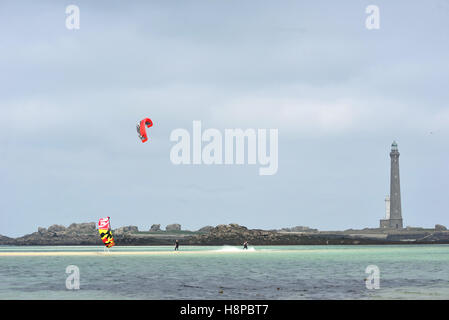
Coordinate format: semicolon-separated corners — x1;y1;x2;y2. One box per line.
380;141;404;229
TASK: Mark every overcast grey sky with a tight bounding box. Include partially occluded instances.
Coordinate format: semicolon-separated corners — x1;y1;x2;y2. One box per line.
1;0;448;237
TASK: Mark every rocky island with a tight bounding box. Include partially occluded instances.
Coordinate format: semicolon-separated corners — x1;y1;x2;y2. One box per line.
1;223;449;246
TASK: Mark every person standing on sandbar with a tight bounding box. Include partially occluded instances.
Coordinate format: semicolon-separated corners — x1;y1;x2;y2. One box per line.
174;239;179;251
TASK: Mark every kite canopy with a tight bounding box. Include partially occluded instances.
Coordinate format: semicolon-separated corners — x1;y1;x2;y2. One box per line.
137;118;153;143
98;217;115;248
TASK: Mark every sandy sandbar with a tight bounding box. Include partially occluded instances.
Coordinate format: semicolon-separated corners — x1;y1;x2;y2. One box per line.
0;250;262;257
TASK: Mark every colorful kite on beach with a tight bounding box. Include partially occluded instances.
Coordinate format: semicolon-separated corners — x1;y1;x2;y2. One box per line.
98;217;115;248
137;118;153;143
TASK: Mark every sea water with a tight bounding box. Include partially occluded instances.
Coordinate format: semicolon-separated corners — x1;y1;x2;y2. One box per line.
1;245;449;299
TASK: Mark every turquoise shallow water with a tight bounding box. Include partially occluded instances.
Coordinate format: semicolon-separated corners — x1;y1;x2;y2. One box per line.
1;245;449;299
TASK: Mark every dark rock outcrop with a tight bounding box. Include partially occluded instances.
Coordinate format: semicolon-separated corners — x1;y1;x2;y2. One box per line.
3;222;449;246
197;226;214;233
114;226;139;234
435;224;447;231
184;224;346;245
48;224;66;233
13;222;101;245
150;224;161;232
68;222;96;232
0;234;14;245
184;224;449;245
166;224;181;231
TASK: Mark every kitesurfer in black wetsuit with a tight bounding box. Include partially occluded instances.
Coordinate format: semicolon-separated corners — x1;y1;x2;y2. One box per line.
175;240;179;251
243;241;248;250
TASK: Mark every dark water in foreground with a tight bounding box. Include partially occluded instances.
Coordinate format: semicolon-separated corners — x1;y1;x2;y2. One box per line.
1;245;449;299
